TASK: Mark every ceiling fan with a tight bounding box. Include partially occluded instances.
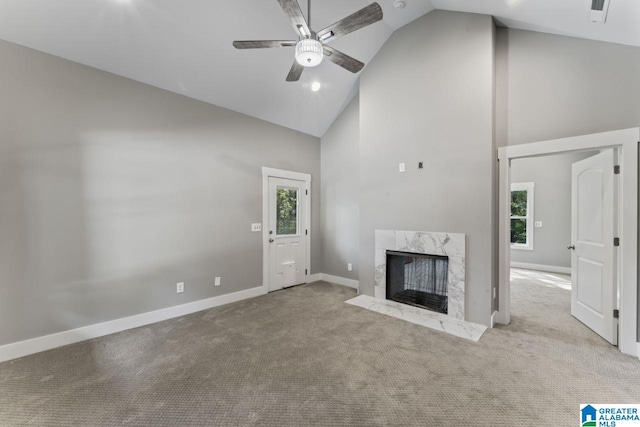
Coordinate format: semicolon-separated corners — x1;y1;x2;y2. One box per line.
233;0;383;82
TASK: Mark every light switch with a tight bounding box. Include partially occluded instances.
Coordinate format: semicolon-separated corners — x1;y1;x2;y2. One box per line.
251;223;262;232
535;221;542;228
399;163;406;173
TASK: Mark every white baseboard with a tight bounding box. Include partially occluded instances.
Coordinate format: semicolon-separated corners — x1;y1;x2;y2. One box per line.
490;311;498;328
306;273;321;283
320;273;359;290
307;273;359;291
0;285;267;363
511;262;571;275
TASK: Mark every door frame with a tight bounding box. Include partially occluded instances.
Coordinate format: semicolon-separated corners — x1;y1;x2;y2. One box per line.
496;127;639;357
261;167;311;293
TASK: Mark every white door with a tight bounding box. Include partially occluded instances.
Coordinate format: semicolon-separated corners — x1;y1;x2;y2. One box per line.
570;150;617;345
267;177;308;292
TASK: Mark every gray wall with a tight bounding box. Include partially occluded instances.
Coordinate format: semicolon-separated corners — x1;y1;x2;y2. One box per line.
510;152;596;268
320;96;360;280
0;39;321;346
358;10;495;326
496;28;640;147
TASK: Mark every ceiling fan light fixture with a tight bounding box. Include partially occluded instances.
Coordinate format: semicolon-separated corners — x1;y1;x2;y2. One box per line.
295;39;323;67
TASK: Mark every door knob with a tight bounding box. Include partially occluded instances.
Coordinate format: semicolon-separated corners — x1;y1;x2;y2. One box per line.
269;238;274;243
567;244;575;250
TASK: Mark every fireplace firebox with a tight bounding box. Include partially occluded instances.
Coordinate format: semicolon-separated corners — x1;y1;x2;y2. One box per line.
386;250;449;314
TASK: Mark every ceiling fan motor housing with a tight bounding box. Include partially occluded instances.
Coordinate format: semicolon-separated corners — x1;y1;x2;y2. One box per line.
295;38;323;67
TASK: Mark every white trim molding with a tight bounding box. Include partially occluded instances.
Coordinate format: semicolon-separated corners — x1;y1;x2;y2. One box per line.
490;311;498;328
510;262;571;275
0;285;266;363
261;167;312;294
306;272;359;291
497;127;639;357
306;273;321;283
318;273;359;290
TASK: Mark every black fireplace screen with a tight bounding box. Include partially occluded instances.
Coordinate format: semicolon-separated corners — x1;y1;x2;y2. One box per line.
386;250;449;314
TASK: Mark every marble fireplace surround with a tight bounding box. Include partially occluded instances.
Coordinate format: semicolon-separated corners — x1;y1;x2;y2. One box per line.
374;230;466;320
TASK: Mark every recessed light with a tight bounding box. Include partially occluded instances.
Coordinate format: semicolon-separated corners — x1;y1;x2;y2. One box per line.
311;82;321;92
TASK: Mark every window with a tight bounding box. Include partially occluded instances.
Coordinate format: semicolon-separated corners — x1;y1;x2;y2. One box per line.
510;182;534;250
276;187;298;235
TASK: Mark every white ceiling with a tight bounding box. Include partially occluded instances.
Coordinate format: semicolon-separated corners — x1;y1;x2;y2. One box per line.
0;0;638;137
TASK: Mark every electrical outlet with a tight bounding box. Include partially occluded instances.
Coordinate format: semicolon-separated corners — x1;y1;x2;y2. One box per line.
176;282;184;293
534;221;543;228
251;223;262;232
399;162;406;173
215;277;221;287
347;263;353;272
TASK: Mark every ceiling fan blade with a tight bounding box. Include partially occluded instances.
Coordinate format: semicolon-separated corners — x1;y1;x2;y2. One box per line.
233;40;297;49
317;3;383;43
286;61;305;82
277;0;311;39
323;45;364;73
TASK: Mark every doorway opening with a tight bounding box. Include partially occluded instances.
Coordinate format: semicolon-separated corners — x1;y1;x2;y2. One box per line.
508;151;601;339
495;128;639;357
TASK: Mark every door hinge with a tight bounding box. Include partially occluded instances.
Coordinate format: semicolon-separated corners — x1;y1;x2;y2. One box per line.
305;269;308;275
614;165;620;174
613;309;619;319
614;237;620;246
305;229;308;235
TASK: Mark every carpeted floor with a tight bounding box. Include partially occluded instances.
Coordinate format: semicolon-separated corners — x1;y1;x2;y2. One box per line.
1;270;639;426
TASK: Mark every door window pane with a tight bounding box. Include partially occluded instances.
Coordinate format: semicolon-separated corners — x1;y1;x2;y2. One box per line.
277;187;298;235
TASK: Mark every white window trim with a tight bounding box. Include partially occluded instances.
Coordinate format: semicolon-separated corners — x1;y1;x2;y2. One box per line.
510;182;534;251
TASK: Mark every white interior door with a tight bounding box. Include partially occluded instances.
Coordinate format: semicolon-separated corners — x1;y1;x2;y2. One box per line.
570;150;617;345
267;177;307;292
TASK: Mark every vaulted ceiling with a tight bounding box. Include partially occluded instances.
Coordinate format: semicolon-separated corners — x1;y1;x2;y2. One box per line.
0;0;638;137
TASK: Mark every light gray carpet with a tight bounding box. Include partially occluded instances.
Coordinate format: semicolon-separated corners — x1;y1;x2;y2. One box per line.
1;272;639;426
